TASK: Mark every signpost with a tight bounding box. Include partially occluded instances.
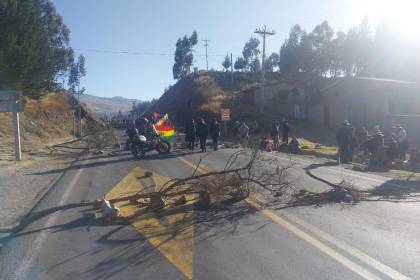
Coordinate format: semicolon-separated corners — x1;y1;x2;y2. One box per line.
220;108;230;121
0;91;24;161
220;108;230;133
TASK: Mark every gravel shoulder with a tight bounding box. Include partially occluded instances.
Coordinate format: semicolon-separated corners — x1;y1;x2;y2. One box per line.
0;138;87;228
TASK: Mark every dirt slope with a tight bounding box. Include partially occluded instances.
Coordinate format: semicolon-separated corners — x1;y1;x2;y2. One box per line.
0;92;95;161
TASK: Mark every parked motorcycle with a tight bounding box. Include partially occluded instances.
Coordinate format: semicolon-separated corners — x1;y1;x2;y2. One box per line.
131;132;171;159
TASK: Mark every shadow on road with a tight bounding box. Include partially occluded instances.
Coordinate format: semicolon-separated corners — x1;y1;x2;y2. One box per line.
282;162;420;208
26;155;135;176
1;198;263;280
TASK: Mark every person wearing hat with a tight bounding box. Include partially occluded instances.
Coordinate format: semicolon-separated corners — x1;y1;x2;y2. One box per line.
336;120;354;164
370;125;387;166
392;124;408;161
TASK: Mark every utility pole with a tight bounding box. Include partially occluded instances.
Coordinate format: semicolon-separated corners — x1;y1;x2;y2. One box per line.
255;26;275;113
12;94;21;161
202;39;210;71
230;53;234;108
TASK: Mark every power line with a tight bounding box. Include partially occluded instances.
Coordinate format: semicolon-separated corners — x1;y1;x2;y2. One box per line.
74;48;229;57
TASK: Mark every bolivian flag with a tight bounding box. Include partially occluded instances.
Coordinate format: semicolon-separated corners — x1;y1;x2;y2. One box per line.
153;113;175;138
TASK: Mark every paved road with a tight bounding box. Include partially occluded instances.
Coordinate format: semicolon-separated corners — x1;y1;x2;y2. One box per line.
1;140;419;279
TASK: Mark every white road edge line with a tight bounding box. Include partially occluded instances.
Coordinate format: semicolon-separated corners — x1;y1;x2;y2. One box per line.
283;212;411;280
273;154;401;186
179;156;383;280
180;155;410;280
13;158;89;280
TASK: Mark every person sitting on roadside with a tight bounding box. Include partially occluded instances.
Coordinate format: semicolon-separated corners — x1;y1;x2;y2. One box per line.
289;136;301;154
259;136;272;152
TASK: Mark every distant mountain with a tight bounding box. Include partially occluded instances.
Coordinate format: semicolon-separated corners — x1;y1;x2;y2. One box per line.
79;94;139;116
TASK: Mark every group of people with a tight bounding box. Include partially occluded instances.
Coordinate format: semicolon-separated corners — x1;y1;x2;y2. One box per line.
270;120;291;149
185;118;221;152
336;120;408;166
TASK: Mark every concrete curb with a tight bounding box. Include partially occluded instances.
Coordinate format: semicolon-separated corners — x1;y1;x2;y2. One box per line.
0;153;87;240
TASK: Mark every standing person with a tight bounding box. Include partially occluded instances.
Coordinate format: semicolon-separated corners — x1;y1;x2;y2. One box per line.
185;119;196;151
282;120;291;144
232;121;241;144
196;118;208;152
238;121;250;148
370;126;386;166
209;118;221;151
336;120;354;164
357;126;370;155
393;124;408;161
271;120;280;150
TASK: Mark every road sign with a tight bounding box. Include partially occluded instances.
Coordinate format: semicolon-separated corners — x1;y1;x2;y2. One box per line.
220;108;230;121
69;95;78;108
0;91;23;112
0;91;23;161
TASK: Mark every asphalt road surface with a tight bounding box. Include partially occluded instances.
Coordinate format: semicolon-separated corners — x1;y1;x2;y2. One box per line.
1;136;419;280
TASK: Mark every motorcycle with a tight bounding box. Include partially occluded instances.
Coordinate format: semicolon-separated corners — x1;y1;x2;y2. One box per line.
131;132;171;159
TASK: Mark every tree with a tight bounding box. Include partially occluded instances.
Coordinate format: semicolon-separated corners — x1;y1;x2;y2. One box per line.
0;0;76;98
222;54;231;71
249;58;261;73
279;25;303;73
242;37;260;71
309;21;335;76
234;57;246;71
298;31;315;73
173;31;198;79
68;54;87;95
265;52;280;72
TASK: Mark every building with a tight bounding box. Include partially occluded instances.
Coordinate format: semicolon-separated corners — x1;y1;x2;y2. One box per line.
256;76;420;146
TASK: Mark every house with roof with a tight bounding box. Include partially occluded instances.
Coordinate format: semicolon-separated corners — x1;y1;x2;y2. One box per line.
255;76;420;145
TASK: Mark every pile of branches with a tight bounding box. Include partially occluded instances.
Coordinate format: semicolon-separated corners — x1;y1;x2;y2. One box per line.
108;150;295;211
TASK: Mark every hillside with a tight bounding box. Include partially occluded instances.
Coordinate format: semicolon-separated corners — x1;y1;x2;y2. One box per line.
149;71;263;126
148;71;297;128
0;92;99;161
80;94;139;116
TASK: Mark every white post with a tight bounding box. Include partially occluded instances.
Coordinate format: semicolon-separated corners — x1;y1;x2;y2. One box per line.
13;101;21;161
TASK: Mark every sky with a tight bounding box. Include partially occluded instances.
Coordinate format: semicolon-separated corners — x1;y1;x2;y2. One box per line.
52;0;420;101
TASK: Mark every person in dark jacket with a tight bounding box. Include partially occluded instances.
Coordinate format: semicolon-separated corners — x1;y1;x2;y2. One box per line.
271;121;280;149
196;118;208;152
282;120;291;144
185;119;196;151
336;120;354;164
209;119;221;151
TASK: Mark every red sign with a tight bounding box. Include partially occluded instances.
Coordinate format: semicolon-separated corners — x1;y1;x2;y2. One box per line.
220;108;230;121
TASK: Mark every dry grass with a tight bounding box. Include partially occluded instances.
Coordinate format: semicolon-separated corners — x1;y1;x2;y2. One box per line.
0;92;89;163
199;94;229;113
299;138;337;156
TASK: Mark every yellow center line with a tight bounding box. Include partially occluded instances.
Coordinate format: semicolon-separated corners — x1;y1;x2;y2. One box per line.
175;155;406;280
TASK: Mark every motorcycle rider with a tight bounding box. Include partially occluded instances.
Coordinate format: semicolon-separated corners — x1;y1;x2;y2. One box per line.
135;116;149;136
124;120;138;151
